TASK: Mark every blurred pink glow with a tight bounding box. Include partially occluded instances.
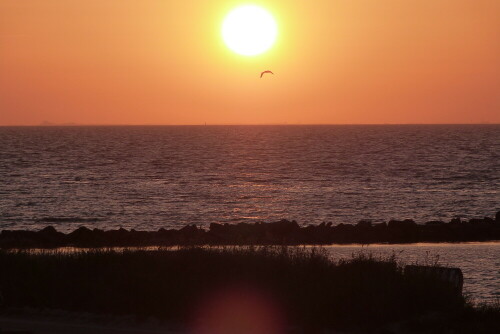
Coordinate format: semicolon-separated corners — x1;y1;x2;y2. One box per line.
189;283;286;334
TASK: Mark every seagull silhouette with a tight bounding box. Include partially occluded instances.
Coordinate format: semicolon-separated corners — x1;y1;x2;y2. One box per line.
260;70;274;78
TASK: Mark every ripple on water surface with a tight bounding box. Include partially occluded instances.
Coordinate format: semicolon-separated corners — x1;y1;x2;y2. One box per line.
0;125;499;231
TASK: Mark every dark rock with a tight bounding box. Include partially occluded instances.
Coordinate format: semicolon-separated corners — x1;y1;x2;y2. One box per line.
402;219;416;226
269;219;300;233
179;224;198;234
425;221;445;226
1;212;500;248
67;226;95;246
356;220;372;228
388;219;417;229
469;218;487;226
39;226;58;234
209;223;224;233
36;226;65;247
178;224;203;244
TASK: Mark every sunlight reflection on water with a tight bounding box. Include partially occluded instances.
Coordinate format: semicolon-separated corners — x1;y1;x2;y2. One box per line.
1;125;499;231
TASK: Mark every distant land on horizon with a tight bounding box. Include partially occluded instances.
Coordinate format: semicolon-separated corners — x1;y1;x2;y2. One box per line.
0;122;498;127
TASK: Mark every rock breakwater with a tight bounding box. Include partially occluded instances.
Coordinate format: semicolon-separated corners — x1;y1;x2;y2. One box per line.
1;212;499;248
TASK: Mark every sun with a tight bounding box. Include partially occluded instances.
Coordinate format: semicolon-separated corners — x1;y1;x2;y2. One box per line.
222;5;277;56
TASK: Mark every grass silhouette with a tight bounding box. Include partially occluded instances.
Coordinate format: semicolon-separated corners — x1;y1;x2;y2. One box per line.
0;247;497;332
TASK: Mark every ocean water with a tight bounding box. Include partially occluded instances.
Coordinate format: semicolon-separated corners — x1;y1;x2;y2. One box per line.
1;126;499;303
0;125;499;231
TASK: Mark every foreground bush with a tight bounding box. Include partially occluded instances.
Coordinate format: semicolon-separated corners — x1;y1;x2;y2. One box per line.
0;247;485;331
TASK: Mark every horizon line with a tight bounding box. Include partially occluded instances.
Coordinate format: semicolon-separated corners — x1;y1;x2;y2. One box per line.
0;122;499;127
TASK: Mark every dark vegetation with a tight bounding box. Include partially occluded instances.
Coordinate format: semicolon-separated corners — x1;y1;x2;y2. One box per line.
1;211;499;249
0;247;498;333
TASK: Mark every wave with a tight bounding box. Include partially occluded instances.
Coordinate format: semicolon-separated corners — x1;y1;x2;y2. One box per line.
36;217;102;223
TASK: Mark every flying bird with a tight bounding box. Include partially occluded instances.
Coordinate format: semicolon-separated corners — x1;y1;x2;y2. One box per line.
260;70;274;78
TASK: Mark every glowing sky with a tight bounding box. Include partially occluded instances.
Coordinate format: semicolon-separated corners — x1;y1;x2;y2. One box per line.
0;0;499;125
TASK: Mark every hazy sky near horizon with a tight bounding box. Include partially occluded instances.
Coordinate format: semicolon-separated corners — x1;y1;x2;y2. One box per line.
1;0;499;125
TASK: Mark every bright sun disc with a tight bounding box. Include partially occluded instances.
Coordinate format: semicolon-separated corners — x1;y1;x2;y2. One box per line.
222;5;277;56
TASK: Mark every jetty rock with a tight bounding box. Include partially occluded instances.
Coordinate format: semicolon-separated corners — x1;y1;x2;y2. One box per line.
0;212;499;248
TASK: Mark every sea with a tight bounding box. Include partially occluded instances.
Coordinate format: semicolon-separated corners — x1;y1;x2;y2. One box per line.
0;125;499;302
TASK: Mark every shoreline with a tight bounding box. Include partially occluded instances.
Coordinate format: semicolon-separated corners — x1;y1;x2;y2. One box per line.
1;212;499;249
3;241;500;254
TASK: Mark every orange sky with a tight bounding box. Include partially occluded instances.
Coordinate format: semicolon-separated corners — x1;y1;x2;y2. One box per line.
1;0;499;125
